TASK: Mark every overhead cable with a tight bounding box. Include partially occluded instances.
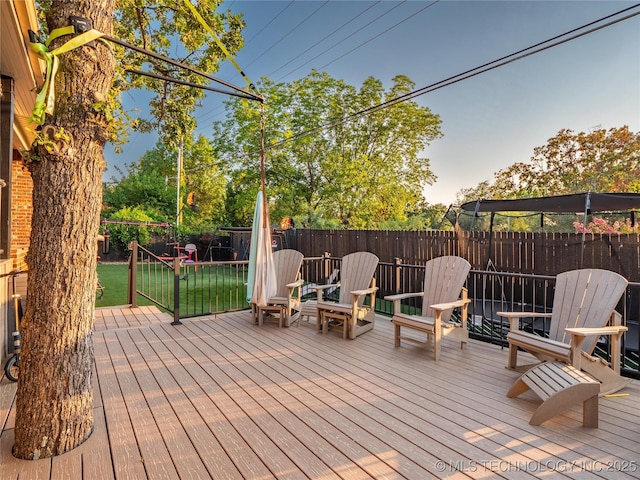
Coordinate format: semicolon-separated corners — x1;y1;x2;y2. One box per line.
244;1;294;46
264;4;640;153
315;1;440;73
267;1;382;79
274;1;408;82
244;1;330;70
195;1;385;129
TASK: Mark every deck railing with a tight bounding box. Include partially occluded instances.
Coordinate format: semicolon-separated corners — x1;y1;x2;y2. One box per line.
128;244;639;378
374;258;639;379
128;242;250;324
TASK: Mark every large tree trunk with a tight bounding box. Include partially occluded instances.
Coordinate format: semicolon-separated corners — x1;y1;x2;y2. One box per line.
13;0;115;459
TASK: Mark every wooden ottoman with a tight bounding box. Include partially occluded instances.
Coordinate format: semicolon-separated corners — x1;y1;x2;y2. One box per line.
507;362;600;427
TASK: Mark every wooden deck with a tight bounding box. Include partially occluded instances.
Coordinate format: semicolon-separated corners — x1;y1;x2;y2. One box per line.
2;305;640;479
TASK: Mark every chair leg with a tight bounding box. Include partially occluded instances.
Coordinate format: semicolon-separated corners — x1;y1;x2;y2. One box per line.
320;311;329;334
507;343;518;369
583;395;599;428
394;323;401;347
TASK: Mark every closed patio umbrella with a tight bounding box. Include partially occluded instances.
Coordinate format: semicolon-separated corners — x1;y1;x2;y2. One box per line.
246;190;277;307
246;103;277;308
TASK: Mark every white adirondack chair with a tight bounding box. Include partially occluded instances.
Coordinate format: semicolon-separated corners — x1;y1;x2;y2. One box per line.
498;268;630;395
315;252;379;339
255;249;304;328
385;256;471;361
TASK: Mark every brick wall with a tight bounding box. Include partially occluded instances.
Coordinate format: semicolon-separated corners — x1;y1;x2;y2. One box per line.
10;151;32;271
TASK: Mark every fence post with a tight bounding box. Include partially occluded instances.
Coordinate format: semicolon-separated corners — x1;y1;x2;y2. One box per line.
172;256;182;325
393;257;402;294
323;251;331;280
128;241;138;307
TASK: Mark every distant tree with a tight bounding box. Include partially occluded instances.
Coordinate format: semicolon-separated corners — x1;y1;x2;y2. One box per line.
224;169;261;226
103;143;175;219
182;135;227;231
455;180;493;205
379;202;452;231
213;70;441;228
491;127;640;198
103;135;227;232
455;127;640;233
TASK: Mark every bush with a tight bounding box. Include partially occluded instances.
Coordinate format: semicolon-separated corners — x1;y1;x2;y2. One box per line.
573;217;640;234
105;206;166;250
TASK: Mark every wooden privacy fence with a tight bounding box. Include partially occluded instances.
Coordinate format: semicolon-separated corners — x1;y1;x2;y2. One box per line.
288;229;640;282
291;230;458;265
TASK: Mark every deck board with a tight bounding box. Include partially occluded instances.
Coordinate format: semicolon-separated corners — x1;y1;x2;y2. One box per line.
351;320;640;467
78;406;116;480
2;305;640;479
103;330;180;480
195;319;449;479
162;321;389;480
254;335;520;471
209;316;541;479
0;380;16;433
150;325;316;480
133;327;247;480
94;330;151;479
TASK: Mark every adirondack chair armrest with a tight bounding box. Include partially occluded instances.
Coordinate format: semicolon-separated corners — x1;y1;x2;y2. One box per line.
286;278;305;301
384;292;424;314
565;325;629;371
564;325;628;337
497;311;553;318
349;287;378;309
430;298;471;312
384;292;424;301
497;311;553;331
312;282;340;301
286;279;305;289
313;283;340;291
351;286;378;297
430;296;471;328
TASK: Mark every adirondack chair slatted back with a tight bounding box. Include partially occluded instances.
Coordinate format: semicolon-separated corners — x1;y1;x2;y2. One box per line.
338;252;379;307
422;256;471;323
550;269;627;354
272;249;304;298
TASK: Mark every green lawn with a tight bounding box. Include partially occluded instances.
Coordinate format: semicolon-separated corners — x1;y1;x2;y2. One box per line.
150;263;250;315
96;263;250;315
96;263;154;308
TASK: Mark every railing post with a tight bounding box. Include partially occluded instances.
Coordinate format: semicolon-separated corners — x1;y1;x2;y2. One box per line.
393;257;402;294
172;256;182;325
128;241;138;307
323;251;331;280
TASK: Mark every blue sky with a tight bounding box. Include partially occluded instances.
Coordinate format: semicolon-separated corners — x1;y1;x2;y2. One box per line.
108;1;640;206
